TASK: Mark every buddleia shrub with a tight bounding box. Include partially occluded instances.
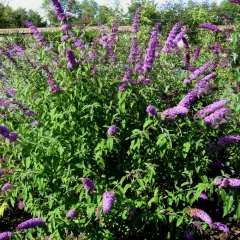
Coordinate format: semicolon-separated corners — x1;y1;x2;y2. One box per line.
0;2;239;239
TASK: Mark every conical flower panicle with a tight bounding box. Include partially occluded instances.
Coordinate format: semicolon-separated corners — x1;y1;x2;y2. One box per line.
102;191;115;213
16;217;45;230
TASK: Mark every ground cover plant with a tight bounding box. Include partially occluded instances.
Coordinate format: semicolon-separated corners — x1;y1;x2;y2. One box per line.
0;0;240;239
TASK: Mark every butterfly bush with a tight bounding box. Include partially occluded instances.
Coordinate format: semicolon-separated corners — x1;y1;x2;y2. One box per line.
0;232;12;240
0;3;240;239
199;23;221;34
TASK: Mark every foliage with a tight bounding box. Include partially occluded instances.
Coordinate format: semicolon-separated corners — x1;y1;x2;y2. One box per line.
0;3;240;240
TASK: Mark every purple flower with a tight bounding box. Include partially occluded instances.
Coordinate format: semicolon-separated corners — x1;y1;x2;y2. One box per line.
178;90;198;108
195;73;216;90
67;209;76;222
24;20;47;46
192;46;202;61
217;134;240;147
0;158;8;163
60;24;72;31
188;62;213;82
193;221;203;234
231;0;240;4
129;37;139;63
160;106;189;120
82;178;95;195
2;183;12;192
183;52;190;66
187;208;213;228
0;169;9;177
72;37;85;51
162;22;184;52
196;100;229;119
16;217;45;230
199;23;221;34
213;222;229;233
123;67;134;82
146;105;157;116
102;191;115;213
142;22;160;73
50;86;62;93
119;84;128;92
0;232;12;240
182;66;198;72
107;125;117;136
143;78;151;85
18;201;25;210
51;0;67;21
7;88;17;96
204;108;231;126
6;132;18;142
12;44;26;57
66;49;78;69
0;125;9;137
61;35;69;42
172;28;188;47
199;193;208;200
131;6;144;33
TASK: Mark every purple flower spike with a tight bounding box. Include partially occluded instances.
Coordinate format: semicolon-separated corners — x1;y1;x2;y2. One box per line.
178;90;198;108
187;208;213;228
131;6;144;33
66;49;78;69
213;222;229;233
193;221;203;234
218;134;240;147
102;191;115;213
204;108;231;127
160;106;189;120
195;73;216;90
199;193;208;200
192;46;202;61
1;183;12;192
119;84;128;92
60;24;72;31
6;132;18;142
199;23;221;34
0;125;9;137
231;0;240;4
82;178;95;195
189;62;213;81
107;125;117;136
146;105;157;116
51;0;67;21
16;217;45;230
67;209;76;222
0;232;12;240
129;37;139;63
142;22;160;73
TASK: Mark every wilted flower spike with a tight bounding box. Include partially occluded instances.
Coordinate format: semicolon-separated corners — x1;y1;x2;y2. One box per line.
67;210;76;222
0;232;12;240
102;191;115;213
16;217;45;230
187;208;213;228
217;134;240;147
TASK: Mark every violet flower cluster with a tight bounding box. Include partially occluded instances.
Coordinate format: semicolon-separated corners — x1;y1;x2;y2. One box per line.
16;217;45;230
67;209;77;222
196;100;229;119
129;37;139;63
199;24;221;34
204;108;231;127
11;44;26;57
0;125;18;142
231;0;240;4
146;105;157;116
162;22;184;52
178;90;198;108
1;183;12;192
192;46;202;61
66;49;78;70
107;125;117;136
102;191;115;213
51;0;67;21
24;20;47;46
195;73;216;90
217;134;240;147
187;208;213;228
214;177;240;188
60;23;72;31
142;22;160;73
0;232;12;240
131;6;144;33
160;106;189;120
82;178;95;195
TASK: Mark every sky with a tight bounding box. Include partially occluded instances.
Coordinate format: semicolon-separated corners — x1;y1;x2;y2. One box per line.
7;0;222;12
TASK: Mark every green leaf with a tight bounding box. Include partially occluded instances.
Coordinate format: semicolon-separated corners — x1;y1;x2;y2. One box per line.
176;216;183;227
190;184;205;205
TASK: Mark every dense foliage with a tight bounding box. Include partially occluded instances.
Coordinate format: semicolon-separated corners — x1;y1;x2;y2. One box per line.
0;1;240;239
